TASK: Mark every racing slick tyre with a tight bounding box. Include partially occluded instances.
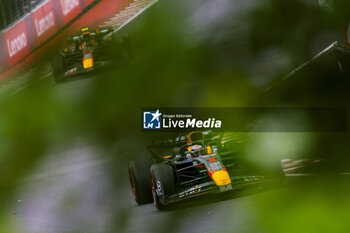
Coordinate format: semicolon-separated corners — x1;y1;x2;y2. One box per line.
128;159;153;205
112;33;132;66
150;164;176;210
334;46;350;74
51;54;65;83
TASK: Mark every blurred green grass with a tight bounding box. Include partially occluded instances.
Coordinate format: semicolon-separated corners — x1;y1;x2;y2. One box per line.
0;0;349;232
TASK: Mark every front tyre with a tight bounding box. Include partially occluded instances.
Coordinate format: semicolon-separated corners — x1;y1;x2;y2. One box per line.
150;164;176;210
51;53;65;83
112;33;132;66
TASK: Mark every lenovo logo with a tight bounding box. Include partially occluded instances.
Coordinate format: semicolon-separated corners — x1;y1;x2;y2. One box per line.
35;11;55;37
61;0;79;16
6;33;28;58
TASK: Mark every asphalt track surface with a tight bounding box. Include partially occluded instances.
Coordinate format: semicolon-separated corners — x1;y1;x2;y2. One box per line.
10;132;280;233
3;75;277;233
7;72;349;233
5;70;323;233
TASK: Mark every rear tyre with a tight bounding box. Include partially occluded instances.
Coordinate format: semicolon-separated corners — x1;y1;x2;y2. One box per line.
150;163;176;210
51;53;65;83
128;159;153;205
112;33;132;66
334;46;350;74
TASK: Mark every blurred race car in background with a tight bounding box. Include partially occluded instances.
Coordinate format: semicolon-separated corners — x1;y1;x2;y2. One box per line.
51;27;131;83
128;131;284;210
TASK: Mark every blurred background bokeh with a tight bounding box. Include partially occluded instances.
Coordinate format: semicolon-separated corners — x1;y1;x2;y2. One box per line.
0;0;349;232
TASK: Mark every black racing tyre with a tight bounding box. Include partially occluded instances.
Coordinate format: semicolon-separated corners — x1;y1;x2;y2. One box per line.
150;163;176;210
128;159;153;205
112;33;132;65
334;46;350;74
119;34;132;61
51;54;65;82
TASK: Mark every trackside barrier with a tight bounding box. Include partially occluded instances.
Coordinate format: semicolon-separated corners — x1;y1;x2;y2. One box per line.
0;0;104;75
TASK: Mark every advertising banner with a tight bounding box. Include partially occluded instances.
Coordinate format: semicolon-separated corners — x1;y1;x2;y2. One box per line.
4;20;30;67
0;33;6;72
58;0;82;24
32;0;58;45
84;0;95;6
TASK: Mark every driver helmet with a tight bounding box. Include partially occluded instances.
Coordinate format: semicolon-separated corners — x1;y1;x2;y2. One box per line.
81;27;91;38
186;131;213;155
80;27;96;49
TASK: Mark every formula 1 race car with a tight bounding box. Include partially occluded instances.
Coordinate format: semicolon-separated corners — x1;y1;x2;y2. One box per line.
128;131;284;210
51;27;131;82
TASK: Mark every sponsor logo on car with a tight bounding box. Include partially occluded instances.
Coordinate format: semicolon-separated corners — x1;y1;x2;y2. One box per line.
179;185;202;198
64;67;78;77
